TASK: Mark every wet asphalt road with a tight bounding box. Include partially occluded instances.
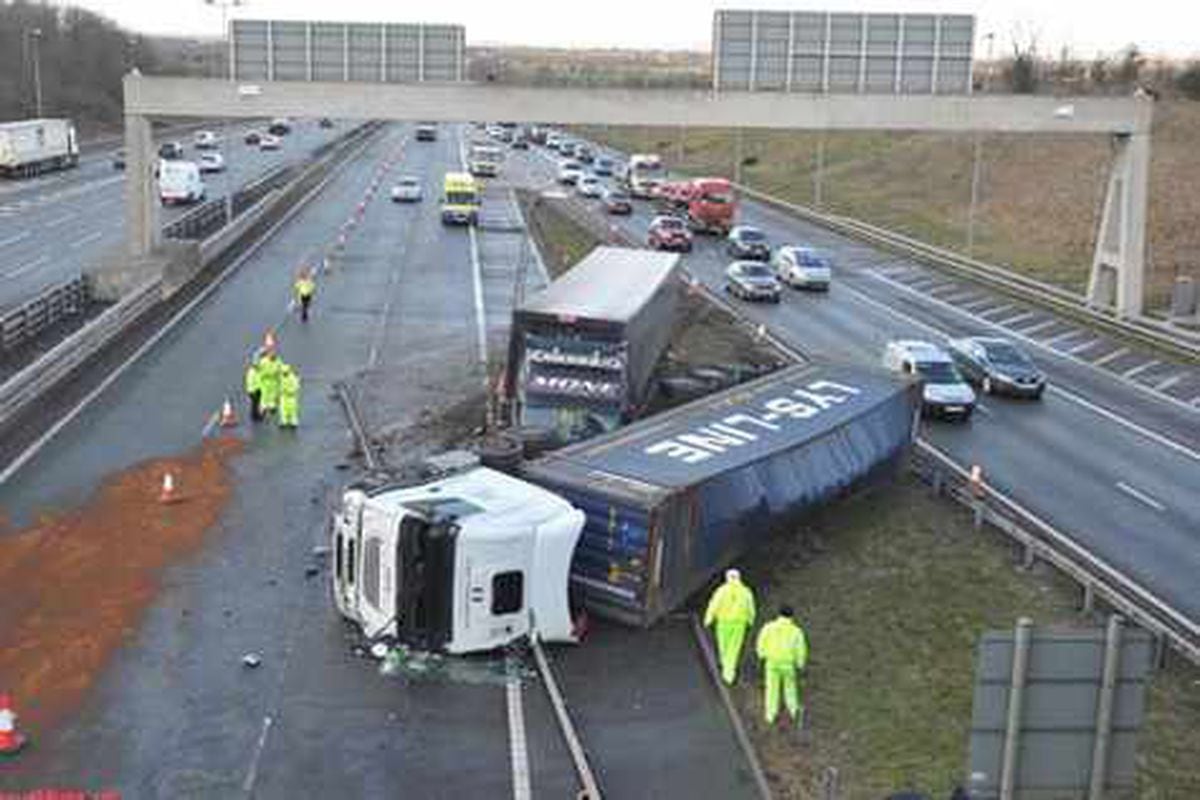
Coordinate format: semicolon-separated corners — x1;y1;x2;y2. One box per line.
513;139;1200;624
0;120;344;313
0;123;753;799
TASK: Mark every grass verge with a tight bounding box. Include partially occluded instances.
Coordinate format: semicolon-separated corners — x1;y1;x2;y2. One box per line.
722;472;1200;799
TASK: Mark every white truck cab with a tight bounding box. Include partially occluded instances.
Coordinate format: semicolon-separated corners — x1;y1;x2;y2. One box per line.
883;340;975;420
331;454;585;654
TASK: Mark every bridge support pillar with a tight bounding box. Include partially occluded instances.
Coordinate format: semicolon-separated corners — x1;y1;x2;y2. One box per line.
1087;131;1150;319
124;112;159;259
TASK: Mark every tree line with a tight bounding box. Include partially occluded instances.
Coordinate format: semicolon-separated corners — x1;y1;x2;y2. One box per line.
0;0;212;132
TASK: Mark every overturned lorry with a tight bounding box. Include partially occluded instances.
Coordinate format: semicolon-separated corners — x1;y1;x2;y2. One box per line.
331;363;917;652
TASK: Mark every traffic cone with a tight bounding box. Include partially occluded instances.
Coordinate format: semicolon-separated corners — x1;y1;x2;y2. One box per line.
160;472;178;504
219;398;238;428
969;465;985;498
0;694;29;756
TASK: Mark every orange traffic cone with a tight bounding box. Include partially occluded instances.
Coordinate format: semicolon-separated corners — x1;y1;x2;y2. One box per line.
160;472;178;504
0;693;28;756
219;398;238;428
969;464;985;498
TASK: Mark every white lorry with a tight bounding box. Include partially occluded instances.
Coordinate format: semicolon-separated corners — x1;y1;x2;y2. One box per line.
621;153;664;198
331;453;585;654
0;118;79;178
158;160;206;205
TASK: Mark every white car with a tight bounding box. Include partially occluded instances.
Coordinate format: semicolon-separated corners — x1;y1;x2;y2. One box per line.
197;152;225;173
259;134;282;151
390;176;423;203
576;175;603;198
557;160;584;185
193;130;219;149
882;340;976;420
774;245;832;290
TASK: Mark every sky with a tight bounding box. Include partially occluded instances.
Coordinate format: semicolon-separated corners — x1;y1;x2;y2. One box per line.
70;0;1200;59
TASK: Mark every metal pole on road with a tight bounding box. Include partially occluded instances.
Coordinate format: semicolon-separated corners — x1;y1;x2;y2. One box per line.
813;134;826;209
28;28;44;117
204;0;243;224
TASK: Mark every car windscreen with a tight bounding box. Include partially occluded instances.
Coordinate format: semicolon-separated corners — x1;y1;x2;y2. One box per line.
607;192;629;200
738;228;766;241
445;191;476;204
399;178;419;186
739;263;773;277
657;218;684;229
796;251;830;267
561;161;581;170
981;341;1032;367
916;361;962;384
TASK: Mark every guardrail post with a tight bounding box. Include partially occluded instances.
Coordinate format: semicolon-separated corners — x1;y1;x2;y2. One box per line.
973;498;985;530
1081;583;1096;615
1020;539;1036;570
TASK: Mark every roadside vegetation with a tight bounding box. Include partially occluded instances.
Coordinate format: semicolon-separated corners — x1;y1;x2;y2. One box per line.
575;101;1200;311
517;189;602;277
726;473;1200;799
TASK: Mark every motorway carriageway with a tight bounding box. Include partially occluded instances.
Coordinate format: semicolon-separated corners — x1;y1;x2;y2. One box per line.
513;139;1200;626
0;119;343;313
0;122;753;798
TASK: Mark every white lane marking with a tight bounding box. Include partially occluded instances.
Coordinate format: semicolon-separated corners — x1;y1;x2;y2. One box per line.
460;128;489;366
1191;395;1200;407
907;276;943;290
1067;338;1101;355
1015;318;1058;336
978;303;1015;318
1092;347;1131;367
44;213;75;228
974;403;993;417
938;289;982;305
0;231;31;247
1115;481;1167;512
200;410;220;438
1122;359;1162;379
70;231;103;249
961;296;996;311
2;254;49;279
1045;328;1085;346
506;657;533;800
997;311;1036;326
241;715;274;794
845;276;1200;464
1153;373;1186;392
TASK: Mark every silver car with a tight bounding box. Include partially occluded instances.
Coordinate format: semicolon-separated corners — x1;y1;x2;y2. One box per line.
390;176;423;203
725;261;782;303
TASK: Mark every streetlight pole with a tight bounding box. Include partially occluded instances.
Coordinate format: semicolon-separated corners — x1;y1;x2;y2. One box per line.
204;0;243;223
28;28;44;117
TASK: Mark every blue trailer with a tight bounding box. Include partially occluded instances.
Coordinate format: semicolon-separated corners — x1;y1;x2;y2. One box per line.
521;362;918;626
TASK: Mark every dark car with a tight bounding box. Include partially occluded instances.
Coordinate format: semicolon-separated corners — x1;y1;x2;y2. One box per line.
158;141;184;160
319;117;334;128
416;123;438;142
726;225;771;260
725;261;782;303
602;188;633;215
268;118;291;136
947;337;1046;398
559;141;577;158
511;135;529;150
244;130;263;145
647;215;693;252
575;144;594;164
594;156;615;176
111;150;126;170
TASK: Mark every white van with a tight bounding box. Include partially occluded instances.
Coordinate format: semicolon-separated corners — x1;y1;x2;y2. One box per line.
158;160;205;206
882;340;976;420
